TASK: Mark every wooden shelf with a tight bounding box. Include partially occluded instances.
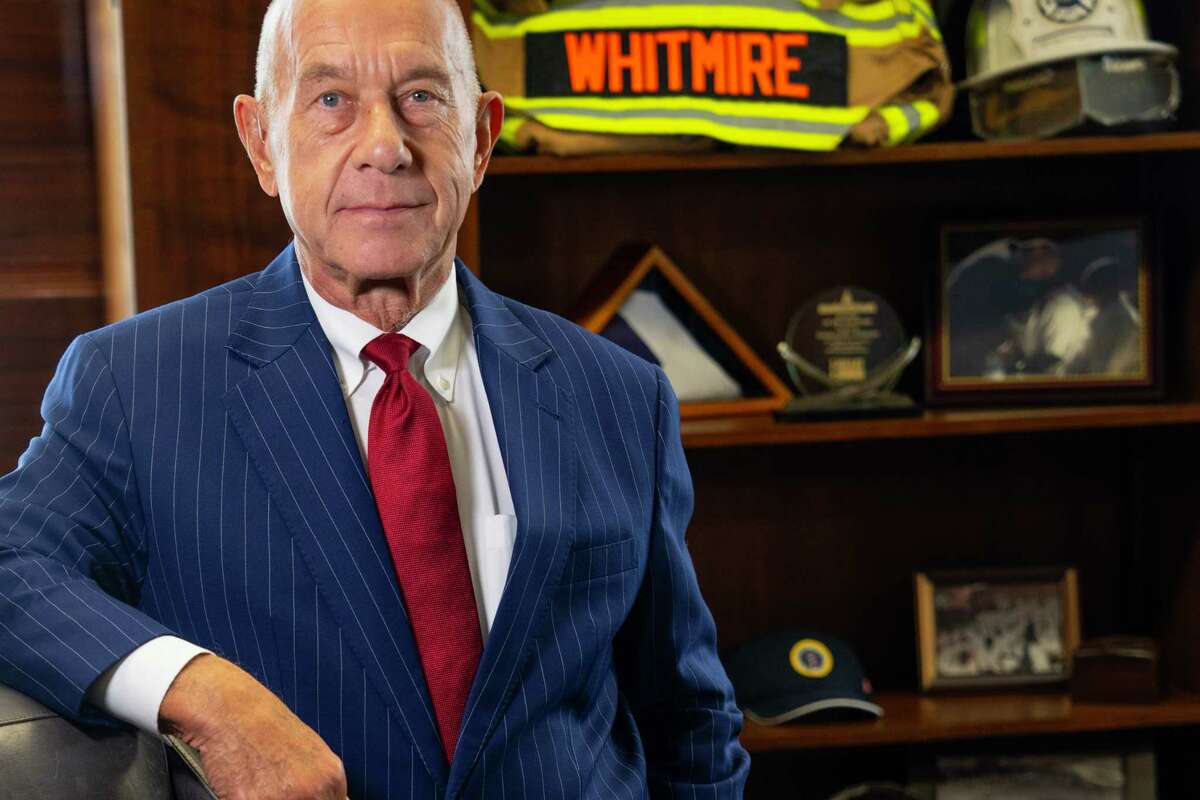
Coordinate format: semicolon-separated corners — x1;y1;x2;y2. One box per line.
488;131;1200;176
741;692;1200;752
681;403;1200;448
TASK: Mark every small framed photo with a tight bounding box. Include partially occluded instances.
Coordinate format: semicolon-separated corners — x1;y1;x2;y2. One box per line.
908;749;1157;800
928;219;1160;405
914;567;1081;691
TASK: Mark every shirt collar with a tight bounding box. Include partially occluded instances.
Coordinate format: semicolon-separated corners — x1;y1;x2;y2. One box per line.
300;266;461;403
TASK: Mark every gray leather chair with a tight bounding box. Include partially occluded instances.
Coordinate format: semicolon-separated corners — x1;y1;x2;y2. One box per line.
0;684;216;800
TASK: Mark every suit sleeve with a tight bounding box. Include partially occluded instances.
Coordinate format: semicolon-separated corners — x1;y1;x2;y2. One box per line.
0;335;174;725
614;369;750;798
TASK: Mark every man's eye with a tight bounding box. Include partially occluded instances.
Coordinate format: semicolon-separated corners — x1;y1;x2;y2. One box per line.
319;92;341;108
410;90;432;103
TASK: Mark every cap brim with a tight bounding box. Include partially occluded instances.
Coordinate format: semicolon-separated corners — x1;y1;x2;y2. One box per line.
742;696;883;726
960;42;1178;90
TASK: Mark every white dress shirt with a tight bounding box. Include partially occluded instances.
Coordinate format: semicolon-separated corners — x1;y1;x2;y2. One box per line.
87;267;516;735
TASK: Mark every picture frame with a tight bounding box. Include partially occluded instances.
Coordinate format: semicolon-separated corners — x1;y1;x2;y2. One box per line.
914;567;1081;691
926;219;1161;406
574;245;793;419
906;748;1157;800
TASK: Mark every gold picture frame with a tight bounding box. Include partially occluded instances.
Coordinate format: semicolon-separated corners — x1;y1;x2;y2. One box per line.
914;567;1081;691
927;219;1161;406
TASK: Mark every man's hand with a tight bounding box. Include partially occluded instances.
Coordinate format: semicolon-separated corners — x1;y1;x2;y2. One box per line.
159;654;347;800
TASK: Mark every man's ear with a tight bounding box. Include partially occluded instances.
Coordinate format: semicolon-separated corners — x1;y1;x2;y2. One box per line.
471;90;505;192
233;94;280;197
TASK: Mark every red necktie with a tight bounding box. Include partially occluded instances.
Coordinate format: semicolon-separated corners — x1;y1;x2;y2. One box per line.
362;333;483;762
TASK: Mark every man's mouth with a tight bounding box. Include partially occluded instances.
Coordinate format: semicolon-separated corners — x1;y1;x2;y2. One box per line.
340;203;424;215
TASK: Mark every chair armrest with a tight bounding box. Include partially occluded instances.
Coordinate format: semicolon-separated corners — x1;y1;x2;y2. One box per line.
0;684;170;799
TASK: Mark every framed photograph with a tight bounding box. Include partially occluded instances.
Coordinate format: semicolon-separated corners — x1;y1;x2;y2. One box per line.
914;567;1081;691
907;749;1157;800
927;219;1160;405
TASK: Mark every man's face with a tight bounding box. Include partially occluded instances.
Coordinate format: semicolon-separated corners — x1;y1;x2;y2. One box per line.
1017;242;1062;283
264;0;486;284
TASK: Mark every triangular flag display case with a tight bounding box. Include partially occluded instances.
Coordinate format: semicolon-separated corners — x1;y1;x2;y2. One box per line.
575;246;793;420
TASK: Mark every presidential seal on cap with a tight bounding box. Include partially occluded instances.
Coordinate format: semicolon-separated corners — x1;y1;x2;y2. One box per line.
723;630;883;726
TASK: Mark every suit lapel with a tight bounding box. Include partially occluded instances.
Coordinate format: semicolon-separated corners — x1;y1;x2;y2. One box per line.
448;264;578;796
222;245;449;789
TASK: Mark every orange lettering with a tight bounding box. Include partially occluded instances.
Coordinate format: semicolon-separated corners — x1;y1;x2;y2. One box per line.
642;31;660;92
773;32;810;99
738;32;774;96
656;30;689;92
691;31;726;94
724;31;740;95
607;32;644;93
567;28;810;98
565;32;607;93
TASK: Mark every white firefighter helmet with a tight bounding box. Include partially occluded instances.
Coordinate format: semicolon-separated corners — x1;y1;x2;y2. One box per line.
961;0;1180;140
962;0;1175;89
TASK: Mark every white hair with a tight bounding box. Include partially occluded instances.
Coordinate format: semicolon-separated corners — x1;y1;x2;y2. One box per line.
252;0;480;116
254;0;293;113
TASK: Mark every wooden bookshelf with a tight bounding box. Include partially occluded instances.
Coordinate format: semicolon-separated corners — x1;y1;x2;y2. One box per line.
740;692;1200;752
680;403;1200;448
487;131;1200;176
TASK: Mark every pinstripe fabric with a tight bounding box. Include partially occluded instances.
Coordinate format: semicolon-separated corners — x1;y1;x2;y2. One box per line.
0;244;749;798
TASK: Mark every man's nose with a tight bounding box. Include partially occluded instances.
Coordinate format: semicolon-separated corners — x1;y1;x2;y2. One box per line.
353;102;413;173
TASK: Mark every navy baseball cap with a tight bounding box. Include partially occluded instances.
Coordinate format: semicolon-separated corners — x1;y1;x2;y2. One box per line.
723;630;883;725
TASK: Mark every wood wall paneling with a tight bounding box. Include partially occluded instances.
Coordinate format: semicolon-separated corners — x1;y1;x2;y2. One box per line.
1156;153;1200;401
1;1;100;282
0;298;106;468
1149;2;1200;129
0;151;101;282
0;2;95;150
0;0;104;471
1142;425;1200;691
119;0;288;311
88;0;138;321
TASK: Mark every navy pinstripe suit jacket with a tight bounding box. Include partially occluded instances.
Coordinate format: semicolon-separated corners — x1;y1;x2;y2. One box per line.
0;245;749;798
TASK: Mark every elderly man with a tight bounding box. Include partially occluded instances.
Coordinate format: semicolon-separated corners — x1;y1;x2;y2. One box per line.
0;0;749;797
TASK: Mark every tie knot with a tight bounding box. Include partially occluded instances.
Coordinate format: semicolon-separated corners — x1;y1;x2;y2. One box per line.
362;333;421;375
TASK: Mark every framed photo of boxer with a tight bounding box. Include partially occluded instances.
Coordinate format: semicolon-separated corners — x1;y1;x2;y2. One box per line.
914;567;1081;691
926;219;1161;406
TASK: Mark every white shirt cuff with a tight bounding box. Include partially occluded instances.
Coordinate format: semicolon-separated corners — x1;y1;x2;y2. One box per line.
86;635;212;735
